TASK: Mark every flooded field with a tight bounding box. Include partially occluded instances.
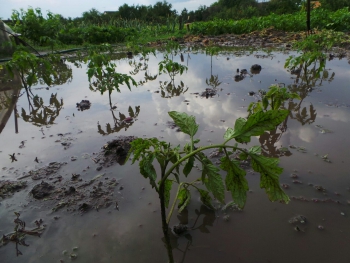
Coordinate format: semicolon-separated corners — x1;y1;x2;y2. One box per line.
1;49;350;263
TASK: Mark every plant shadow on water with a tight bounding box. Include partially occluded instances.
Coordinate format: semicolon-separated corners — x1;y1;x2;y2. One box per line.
1;40;350;263
163;206;216;263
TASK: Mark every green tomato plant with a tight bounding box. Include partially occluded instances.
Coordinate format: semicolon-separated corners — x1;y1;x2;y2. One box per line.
5;48;61;90
284;30;347;79
247;84;301;116
126;109;290;263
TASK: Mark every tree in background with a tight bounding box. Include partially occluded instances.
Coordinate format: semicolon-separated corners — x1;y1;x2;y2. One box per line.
319;0;350;11
266;0;303;15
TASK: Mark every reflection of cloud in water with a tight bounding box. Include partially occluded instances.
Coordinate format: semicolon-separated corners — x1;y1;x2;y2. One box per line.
291;126;316;143
317;108;350;123
152;89;246;133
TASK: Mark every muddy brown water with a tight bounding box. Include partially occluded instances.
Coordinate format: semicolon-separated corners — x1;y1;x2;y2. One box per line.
1;49;350;263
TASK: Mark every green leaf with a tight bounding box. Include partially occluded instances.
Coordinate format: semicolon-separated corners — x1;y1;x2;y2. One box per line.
193;139;200;144
183;156;194;177
155;152;165;169
139;153;157;189
198;189;215;210
239;152;248;160
274;99;282;110
126;138;152;164
224;110;289;143
248;146;290;204
168;111;199;137
220;156;248;208
164;179;173;208
177;188;191;213
202;162;225;203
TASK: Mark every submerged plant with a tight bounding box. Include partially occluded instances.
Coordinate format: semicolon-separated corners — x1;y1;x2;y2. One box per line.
0;212;45;256
127;109;290;262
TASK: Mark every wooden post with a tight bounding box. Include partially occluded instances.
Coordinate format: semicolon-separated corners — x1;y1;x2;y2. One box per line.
307;0;311;34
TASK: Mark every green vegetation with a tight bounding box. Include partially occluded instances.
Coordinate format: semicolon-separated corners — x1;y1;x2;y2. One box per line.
248;85;301;116
5;4;350;50
190;8;350;35
285;29;347;71
5;48;63;89
127;109;290;262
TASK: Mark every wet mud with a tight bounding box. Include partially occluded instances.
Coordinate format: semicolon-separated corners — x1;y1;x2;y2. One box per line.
0;180;27;199
3;137;136;215
147;27;350;61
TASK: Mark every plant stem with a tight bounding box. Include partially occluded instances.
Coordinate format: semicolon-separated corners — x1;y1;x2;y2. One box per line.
159;166;174;263
166;182;183;224
160;144;239;186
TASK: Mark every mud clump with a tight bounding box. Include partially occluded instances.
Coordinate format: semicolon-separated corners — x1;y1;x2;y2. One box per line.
94;136;137;166
172;224;188;236
166;121;181;132
31;181;55;199
234;74;244;82
0;180;27;199
250;64;262;74
76;100;91;111
201;88;217;98
27;173;120;213
288;215;307;224
23;160;120;213
18;162;66;180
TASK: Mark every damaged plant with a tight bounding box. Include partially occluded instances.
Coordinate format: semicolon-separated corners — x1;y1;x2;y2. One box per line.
127;109;290;263
0;212;45;256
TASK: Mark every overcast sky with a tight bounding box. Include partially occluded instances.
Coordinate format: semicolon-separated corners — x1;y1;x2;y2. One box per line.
0;0;221;20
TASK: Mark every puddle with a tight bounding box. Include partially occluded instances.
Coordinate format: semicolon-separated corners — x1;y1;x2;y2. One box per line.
1;49;350;262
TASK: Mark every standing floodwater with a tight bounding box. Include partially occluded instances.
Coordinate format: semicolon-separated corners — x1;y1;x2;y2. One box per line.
1;50;350;263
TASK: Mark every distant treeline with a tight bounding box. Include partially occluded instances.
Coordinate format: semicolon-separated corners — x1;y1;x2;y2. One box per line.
69;0;349;23
5;0;350;46
7;0;350;25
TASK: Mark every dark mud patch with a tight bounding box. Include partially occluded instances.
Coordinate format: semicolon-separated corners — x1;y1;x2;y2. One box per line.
31;181;55;199
18;162;66;180
14;137;136;214
55;133;76;149
166;121;181;132
201;88;217;98
16;161;119;213
28;173;119;213
51;172;119;212
76;100;91;111
93;135;137;167
147;27;350;61
0;180;27;199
